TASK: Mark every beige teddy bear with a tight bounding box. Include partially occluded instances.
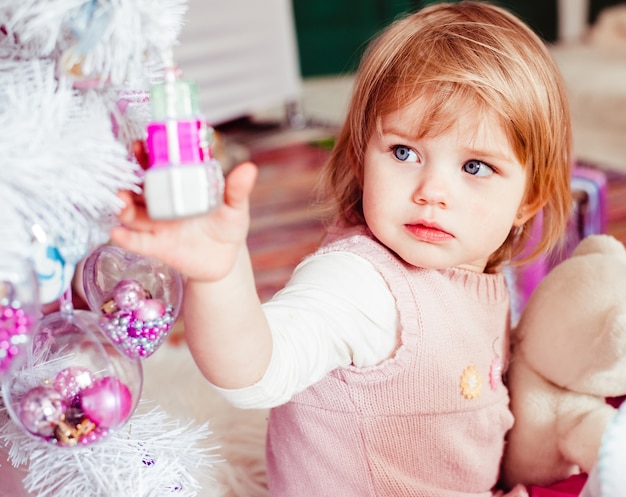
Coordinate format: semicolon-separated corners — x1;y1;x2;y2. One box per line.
501;234;626;490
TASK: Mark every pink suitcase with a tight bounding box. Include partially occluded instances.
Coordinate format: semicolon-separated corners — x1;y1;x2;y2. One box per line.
508;165;608;323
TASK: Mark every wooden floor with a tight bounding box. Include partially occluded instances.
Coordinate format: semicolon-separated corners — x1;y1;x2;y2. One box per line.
219;121;626;303
247;140;330;302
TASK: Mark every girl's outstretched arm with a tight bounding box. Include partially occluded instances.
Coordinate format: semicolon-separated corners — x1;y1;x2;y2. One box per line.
109;161;273;389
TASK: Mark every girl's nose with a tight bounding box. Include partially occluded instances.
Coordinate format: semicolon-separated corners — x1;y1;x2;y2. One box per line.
412;168;449;208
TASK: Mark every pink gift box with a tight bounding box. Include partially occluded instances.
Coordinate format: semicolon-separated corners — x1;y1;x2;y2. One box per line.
146;119;211;168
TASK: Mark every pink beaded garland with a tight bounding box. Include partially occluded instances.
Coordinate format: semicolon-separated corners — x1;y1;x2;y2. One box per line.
0;303;35;375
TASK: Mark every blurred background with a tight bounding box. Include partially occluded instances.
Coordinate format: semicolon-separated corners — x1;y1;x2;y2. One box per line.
161;0;626;306
174;0;626;174
291;0;619;76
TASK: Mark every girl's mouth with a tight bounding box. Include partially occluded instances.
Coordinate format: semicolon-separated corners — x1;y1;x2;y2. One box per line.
405;223;453;243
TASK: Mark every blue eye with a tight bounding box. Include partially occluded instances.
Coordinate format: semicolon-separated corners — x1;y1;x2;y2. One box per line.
463;160;494;177
392;145;418;162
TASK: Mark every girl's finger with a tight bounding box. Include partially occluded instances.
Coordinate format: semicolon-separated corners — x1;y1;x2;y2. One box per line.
133;140;150;170
116;192;156;231
224;162;258;210
109;225;159;258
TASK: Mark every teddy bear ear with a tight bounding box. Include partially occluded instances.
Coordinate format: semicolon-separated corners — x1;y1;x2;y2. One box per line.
572;234;626;258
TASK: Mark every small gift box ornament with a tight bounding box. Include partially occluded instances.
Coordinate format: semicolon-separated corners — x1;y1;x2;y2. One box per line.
143;49;225;220
82;245;183;359
1;303;143;447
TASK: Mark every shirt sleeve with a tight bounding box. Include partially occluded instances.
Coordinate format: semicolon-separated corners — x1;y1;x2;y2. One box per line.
211;250;399;409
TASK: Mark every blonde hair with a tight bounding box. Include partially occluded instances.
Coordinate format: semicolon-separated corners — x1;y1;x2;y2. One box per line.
320;1;572;270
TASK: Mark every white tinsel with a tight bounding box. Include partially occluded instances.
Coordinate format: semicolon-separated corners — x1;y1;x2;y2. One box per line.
0;0;80;57
0;400;223;497
109;87;153;152
0;0;231;495
0;59;140;262
0;195;31;262
0;0;188;86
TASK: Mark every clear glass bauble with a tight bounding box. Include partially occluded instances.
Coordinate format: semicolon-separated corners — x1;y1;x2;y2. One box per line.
82;245;182;359
1;305;143;447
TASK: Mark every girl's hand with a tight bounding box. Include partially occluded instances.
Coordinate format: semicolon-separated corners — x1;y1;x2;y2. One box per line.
109;142;258;283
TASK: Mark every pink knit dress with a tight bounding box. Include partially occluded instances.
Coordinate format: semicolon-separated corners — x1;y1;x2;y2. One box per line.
266;228;524;496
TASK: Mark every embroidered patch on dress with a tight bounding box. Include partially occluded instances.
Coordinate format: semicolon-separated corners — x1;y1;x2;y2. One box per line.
489;337;503;391
460;365;482;399
489;356;502;391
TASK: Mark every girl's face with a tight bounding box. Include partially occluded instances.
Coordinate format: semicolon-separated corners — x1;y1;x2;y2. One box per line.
362;99;532;273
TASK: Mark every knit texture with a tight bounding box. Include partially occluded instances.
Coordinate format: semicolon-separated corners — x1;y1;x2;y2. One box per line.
266;227;515;496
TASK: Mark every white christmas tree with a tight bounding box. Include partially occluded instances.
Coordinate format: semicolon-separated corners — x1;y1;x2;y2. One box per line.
0;1;225;495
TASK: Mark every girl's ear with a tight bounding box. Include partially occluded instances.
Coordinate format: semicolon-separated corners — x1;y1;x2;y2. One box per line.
513;198;544;227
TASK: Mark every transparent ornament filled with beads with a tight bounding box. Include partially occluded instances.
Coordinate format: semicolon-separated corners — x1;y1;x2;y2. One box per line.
1;303;143;447
0;258;40;380
82;245;183;359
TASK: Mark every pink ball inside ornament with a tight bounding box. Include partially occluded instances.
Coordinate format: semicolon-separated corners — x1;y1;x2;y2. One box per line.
133;298;166;322
53;366;95;400
112;279;146;312
80;376;133;428
18;385;66;438
82;245;182;316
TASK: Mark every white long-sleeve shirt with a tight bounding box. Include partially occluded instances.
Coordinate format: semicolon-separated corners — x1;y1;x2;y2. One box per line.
212;251;399;408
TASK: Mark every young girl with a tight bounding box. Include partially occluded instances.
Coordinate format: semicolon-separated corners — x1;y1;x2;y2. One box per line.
111;2;572;495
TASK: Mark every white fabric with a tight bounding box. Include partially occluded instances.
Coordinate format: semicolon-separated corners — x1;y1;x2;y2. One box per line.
549;44;626;173
173;0;301;125
212;251;399;408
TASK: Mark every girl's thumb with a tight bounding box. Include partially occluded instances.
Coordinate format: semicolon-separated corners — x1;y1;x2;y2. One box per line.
224;162;258;209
